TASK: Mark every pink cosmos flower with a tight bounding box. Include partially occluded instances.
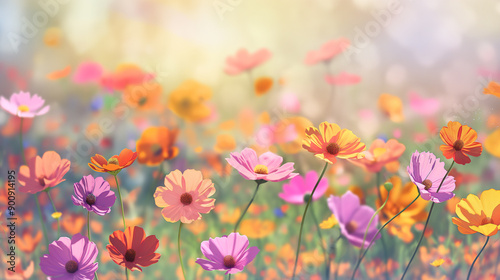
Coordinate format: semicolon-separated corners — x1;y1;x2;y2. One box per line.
72;61;104;84
327;191;380;248
350;139;406;173
324;72;361;85
226;148;298;182
278;170;328;204
154;169;216;223
304;38;350;65
407;151;456;203
40;234;98;279
0;91;50;118
224;48;272;75
255;123;297;147
18;151;71;194
195;232;259;275
409;92;440;117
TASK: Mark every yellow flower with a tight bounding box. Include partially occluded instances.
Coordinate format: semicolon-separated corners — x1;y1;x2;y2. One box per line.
430;258;444;267
452;189;500;236
319;215;338;229
485;128;500;158
167;80;212;122
51;212;62;219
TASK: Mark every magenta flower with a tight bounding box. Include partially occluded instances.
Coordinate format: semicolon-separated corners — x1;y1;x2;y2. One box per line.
224;48;272;75
226;148;298;182
407;150;456;203
72;174;116;216
279;170;328;204
0;91;50;118
195;232;259;275
327;191;380;248
40;234;98;279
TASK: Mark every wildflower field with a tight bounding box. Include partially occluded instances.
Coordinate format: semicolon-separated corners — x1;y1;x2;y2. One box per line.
1;1;500;279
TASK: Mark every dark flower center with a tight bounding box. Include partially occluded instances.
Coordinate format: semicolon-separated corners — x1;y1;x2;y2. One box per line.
423;179;433;190
180;98;191;110
453;140;465;151
125;249;136;262
138;97;148;106
65;260;78;273
180;193;193;205
326;143;340;155
151;144;163;156
38;177;46;187
223;255;236;268
345;221;358;234
86;194;96;205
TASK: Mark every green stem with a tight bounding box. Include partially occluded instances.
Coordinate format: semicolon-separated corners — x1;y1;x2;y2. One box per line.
46;191;60;238
310;204;329;279
233;181;262;233
125;267;129;280
291;162;329;279
352;194;421;279
35;194;50;249
178;222;187;280
113;174;127;230
361;194;389;258
19;117;26;165
401;161;454;280
467;236;489;280
87;211;91;241
228;274;232;280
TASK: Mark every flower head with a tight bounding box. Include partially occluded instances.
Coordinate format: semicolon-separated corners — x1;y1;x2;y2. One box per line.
407;151;456;203
378;93;404;122
72;174;116;216
278;170;328;204
452;189;500;236
439;121;482;165
100;64;154;92
107;226;161;271
154;169;216;224
195;232;259;275
18;151;70;194
351;139;406;173
254;76;273;96
327;191;380;248
302;122;366;164
226;148;298;183
123;82;163;112
483;81;500;98
88;148;137;175
1;91;50;118
40;234;98;279
167;80;213;122
225;48;271;75
304;38;350;65
136;127;179;166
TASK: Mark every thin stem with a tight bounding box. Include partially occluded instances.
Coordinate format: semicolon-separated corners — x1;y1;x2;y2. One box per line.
310;204;329;279
467;236;490;280
19;117;26;164
228;274;232;280
401;161;454;280
113;174;127;230
178;222;187;280
125;267;129;280
35;194;50;248
87;211;91;241
292;162;329;279
352;194;421;279
400;202;435;279
233;181;262;233
47;191;60;238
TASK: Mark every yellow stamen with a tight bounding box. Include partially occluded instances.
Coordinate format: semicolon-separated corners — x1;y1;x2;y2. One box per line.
254;164;269;175
18;105;30;112
108;157;119;165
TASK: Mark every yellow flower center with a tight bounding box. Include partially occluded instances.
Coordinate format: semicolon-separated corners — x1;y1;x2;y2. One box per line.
17;105;30;112
423;179;433;190
254;164;269;175
108;157;119;165
453;140;465;151
326;143;340;155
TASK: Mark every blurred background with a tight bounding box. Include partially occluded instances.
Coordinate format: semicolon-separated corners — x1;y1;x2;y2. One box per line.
1;0;500;279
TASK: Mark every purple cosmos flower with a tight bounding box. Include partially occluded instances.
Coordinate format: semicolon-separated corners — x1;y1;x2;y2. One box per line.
40;234;98;279
278;170;328;204
0;91;50;118
407;151;456;203
195;232;259;275
226;148;298;182
72;174;116;216
327;191;380;248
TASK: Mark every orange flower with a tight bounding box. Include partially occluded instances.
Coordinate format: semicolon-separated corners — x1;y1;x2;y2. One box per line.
46;65;71;80
43;27;61;47
378;93;404;122
439;121;482;165
302;121;365;164
123;82;163;112
277;116;313;154
452;189;500;236
89;148;137;174
376;176;428;243
167;80;212;122
239;219;275;239
17;227;42;253
483;81;500;98
214;134;236;152
61;213;85;235
485;128;500;158
351;139;405;172
136;127;179;166
254;77;273;96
